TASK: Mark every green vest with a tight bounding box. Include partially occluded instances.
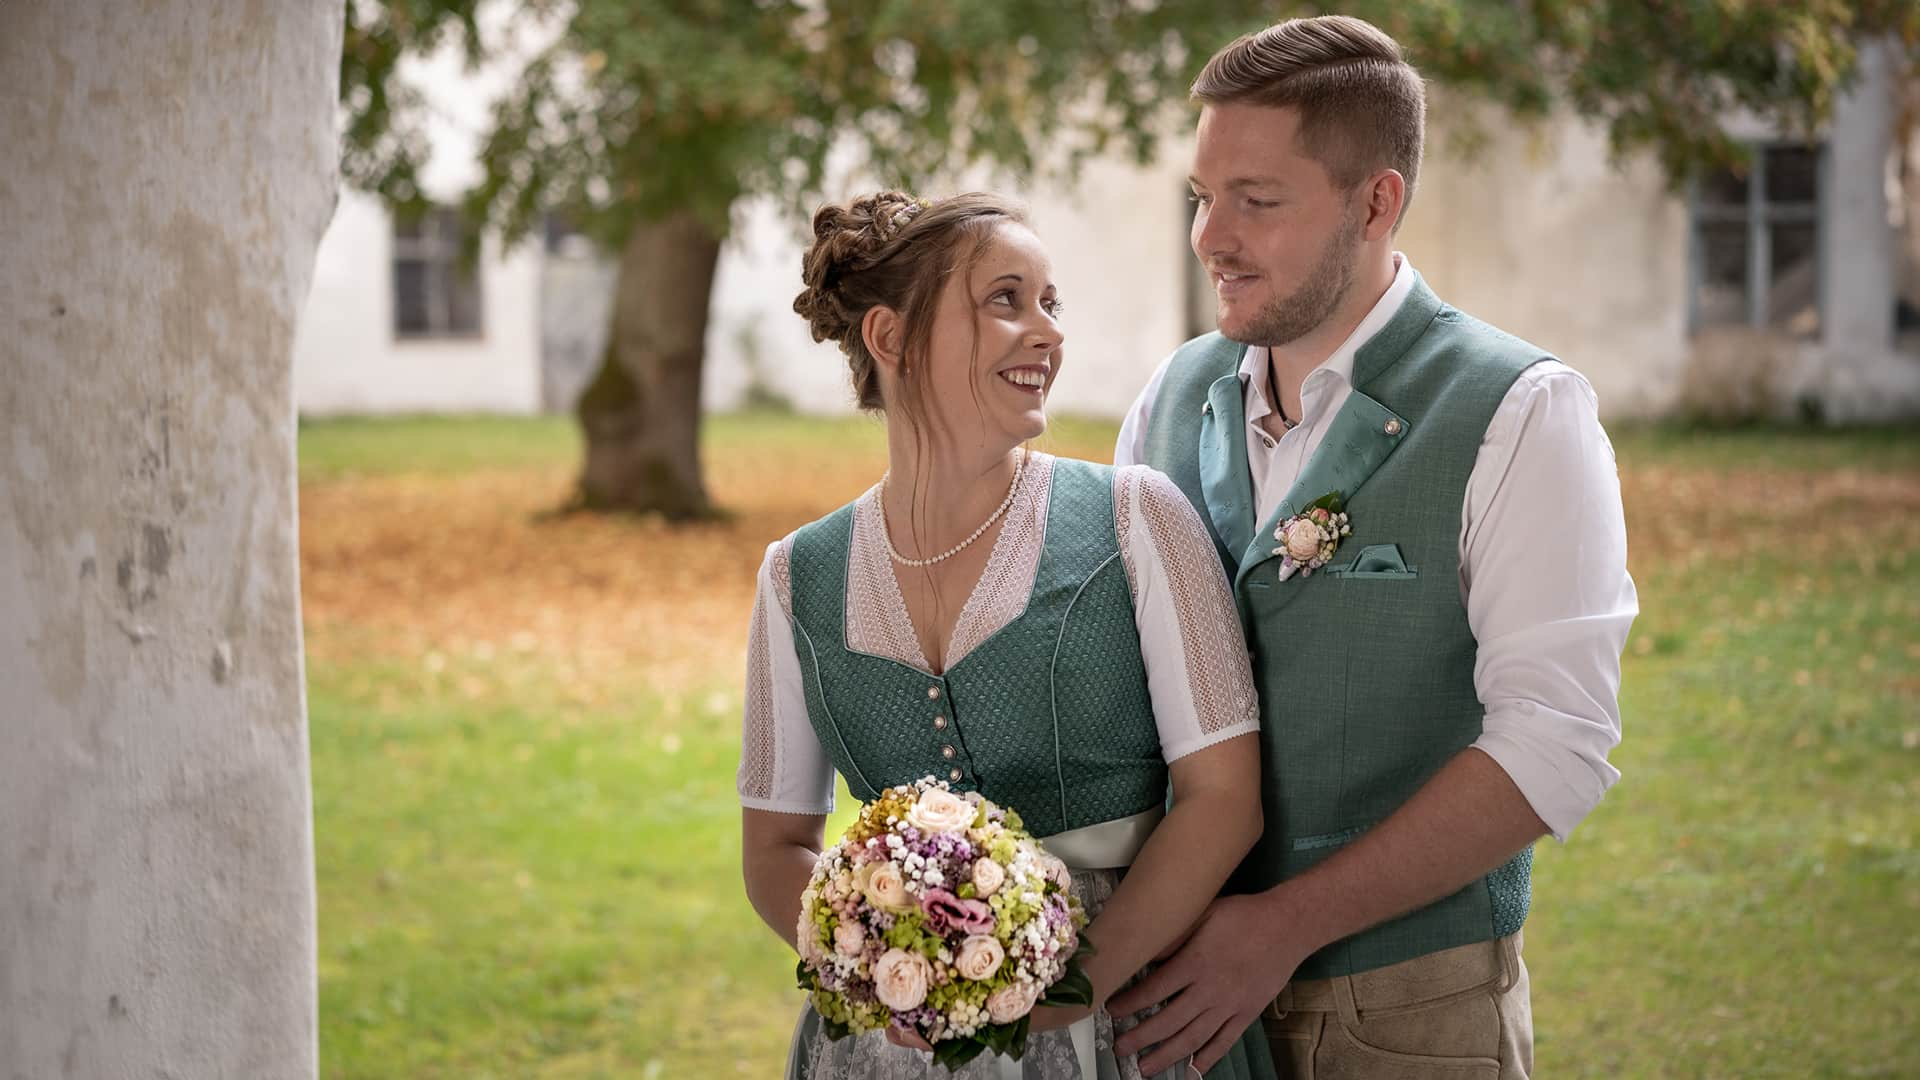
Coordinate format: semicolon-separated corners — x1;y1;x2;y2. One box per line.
1144;276;1543;978
786;458;1163;839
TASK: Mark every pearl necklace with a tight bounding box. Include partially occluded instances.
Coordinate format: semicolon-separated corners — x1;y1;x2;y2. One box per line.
880;450;1026;567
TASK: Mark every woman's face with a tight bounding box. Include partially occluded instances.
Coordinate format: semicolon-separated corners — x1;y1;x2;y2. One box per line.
913;222;1064;451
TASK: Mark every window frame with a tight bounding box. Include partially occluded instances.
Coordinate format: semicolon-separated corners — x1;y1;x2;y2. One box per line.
392;207;486;341
1687;140;1829;335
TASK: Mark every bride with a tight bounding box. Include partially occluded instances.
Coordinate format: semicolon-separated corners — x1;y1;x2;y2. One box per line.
736;190;1277;1080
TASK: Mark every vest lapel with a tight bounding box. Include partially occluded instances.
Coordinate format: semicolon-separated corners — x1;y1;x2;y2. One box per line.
1198;372;1256;559
1233;276;1444;590
1236;389;1410;587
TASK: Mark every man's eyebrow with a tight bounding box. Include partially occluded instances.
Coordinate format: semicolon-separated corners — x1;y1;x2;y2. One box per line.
1189;175;1288;189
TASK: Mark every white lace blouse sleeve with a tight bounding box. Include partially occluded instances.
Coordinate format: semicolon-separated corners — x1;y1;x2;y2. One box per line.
737;537;835;815
1114;466;1263;762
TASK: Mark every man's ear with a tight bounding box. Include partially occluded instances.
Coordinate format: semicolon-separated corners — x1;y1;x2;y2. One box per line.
1361;169;1407;240
862;305;905;373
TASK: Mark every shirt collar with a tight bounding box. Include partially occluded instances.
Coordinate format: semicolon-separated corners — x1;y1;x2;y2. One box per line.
1238;252;1418;406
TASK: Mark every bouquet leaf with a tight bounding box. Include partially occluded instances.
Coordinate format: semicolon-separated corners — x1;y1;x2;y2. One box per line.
1039;966;1094;1008
933;1036;988;1071
1304;491;1345;514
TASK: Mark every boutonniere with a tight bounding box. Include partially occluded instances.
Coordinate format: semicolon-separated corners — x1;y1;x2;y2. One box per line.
1272;492;1350;582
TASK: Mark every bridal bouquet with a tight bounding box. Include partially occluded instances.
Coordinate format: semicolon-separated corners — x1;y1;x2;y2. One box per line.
795;776;1094;1070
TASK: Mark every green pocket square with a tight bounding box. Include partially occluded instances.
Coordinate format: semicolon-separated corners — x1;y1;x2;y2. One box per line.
1331;543;1417;577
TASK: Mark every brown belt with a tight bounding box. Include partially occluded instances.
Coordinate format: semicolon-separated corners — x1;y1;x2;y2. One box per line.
1266;932;1523;1025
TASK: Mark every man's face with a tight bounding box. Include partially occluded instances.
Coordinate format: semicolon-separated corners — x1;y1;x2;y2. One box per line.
1189;103;1364;347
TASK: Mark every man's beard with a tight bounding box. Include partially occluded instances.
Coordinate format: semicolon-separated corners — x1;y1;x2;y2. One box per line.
1223;210;1363;347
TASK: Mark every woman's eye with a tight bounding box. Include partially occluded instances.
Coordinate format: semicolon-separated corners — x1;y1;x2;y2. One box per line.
1247;198;1279;209
991;290;1016;307
1188;192;1211;206
1042;298;1064;317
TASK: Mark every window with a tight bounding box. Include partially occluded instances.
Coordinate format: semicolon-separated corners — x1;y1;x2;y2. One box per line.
1691;143;1823;336
393;208;483;338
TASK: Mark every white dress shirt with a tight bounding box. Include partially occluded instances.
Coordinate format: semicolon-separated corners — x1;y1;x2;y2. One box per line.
1114;254;1637;840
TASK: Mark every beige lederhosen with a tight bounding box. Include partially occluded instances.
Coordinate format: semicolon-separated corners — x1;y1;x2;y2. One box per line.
1261;932;1532;1079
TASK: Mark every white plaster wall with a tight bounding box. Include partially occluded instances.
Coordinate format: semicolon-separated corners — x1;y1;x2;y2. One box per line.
699;147;1199;419
1395;99;1693;419
292;1;551;416
1;1;338;1075
293;190;543;416
1808;38;1920;422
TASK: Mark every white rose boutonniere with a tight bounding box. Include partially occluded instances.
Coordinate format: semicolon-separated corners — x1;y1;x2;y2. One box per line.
1272;492;1350;582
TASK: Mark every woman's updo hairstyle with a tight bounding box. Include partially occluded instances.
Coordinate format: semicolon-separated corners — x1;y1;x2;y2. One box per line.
794;190;1027;411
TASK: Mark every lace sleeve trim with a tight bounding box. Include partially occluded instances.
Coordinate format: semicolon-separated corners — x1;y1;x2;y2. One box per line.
1131;467;1259;734
737;540;790;802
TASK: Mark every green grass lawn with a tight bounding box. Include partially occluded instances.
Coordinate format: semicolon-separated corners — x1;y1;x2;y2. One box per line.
304;413;1918;1078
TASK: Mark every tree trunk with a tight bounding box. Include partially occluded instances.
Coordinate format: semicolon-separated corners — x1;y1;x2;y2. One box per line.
574;209;723;519
0;2;341;1077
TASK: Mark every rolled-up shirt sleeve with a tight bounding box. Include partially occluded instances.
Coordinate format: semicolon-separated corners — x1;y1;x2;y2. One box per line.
737;538;836;815
1463;363;1638;841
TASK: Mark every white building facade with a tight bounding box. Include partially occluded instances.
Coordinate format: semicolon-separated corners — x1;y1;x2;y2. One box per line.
294;37;1920;424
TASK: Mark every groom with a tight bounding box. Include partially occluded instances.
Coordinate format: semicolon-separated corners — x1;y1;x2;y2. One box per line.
1109;14;1636;1078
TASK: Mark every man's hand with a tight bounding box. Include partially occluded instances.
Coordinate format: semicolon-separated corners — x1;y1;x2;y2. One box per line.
1109;893;1307;1075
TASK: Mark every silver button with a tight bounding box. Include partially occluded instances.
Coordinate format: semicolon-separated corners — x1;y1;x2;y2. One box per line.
1261;434;1275;448
1384;418;1404;436
927;686;941;700
949;768;963;781
941;745;956;760
933;716;947;730
1201;401;1212;416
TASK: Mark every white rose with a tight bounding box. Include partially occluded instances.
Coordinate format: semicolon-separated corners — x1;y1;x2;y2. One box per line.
970;857;1006;897
954;935;1005;981
796;908;822;965
857;861;914;913
1284;518;1323;561
873;948;932;1012
986;980;1040;1024
833;920;866;957
907;788;975;834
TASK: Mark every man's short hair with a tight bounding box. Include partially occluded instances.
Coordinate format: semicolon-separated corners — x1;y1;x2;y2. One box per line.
1192;15;1426;223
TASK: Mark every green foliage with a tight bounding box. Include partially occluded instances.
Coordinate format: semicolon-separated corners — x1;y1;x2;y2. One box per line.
338;1;1920;248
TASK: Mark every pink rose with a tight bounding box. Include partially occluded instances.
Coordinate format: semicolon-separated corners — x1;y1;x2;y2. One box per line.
1037;852;1073;891
856;861;913;913
921;887;997;936
872;948;932;1011
986;980;1040;1024
970;857;1006;898
954;935;1005;981
1283;518;1322;561
833;920;866;957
